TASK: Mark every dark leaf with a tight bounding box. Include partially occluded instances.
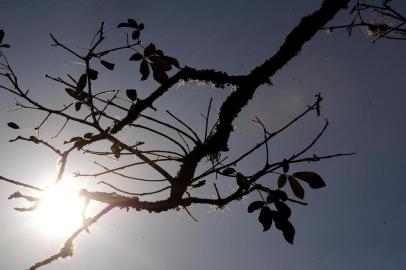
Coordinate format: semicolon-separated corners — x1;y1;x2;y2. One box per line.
0;44;10;48
236;173;250;190
293;171;326;189
281;220;295;244
140;59;150;80
111;142;121;158
277;174;287;188
127;19;138;28
151;64;169;84
30;136;40;144
274;190;288;201
7;122;19;129
130;53;143;61
83;133;93;139
87;68;98;80
64;136;82;144
0;30;4;44
117;22;131;28
65;88;77;99
258;206;272;231
266;191;277;203
163;56;180;69
248;201;264;213
100;60;115;70
138;23;144;30
191;180;206;189
76;74;87;91
274;201;291;219
150;56;172;71
288;176;304;200
222;167;235;175
126;89;137;101
75;102;82;111
132;30;140;40
144;43;156;57
282;159;289;173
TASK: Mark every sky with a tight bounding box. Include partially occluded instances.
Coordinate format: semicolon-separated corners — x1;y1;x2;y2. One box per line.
0;0;406;269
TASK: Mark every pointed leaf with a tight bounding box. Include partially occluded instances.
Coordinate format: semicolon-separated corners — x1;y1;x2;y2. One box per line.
83;132;93;139
132;30;140;40
258;206;272;231
282;159;289;173
126;89;138;101
7;122;20;129
130;53;143;61
222;167;235;175
100;60;115;70
117;22;131;28
87;68;98;80
288;176;304;200
248;201;264;213
75;102;82;111
144;43;156;57
150;56;172;71
151;64;169;84
0;30;4;44
281;220;295;244
277;174;287;188
274;201;291;219
0;44;10;48
163;56;180;69
140;59;150;80
127;19;138;28
236;172;249;190
293;171;326;189
76;74;87;91
138;23;144;30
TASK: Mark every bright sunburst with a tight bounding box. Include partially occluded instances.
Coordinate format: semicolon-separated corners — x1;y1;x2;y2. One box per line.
36;180;84;236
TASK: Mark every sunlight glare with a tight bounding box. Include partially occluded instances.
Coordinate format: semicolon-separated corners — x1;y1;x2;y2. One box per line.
36;180;84;237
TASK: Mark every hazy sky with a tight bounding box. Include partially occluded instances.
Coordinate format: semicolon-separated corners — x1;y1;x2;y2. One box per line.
1;1;405;269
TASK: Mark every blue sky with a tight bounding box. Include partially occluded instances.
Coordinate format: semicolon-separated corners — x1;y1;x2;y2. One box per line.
0;1;405;269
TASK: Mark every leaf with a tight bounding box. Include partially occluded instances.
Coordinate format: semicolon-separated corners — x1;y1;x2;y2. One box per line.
140;59;150;80
222;167;235;175
282;159;289;173
288;176;304;200
65;88;77;98
236;172;249;190
7;122;20;129
127;19;138;28
138;23;144;30
111;142;121;158
248;201;264;213
258;206;272;231
150;56;172;71
83;132;93;139
130;53;143;61
100;60;115;70
274;201;291;219
281;220;295;244
126;89;137;101
76;74;87;91
75;102;82;111
132;30;140;40
191;180;206;189
163;56;180;69
293;171;326;189
0;30;4;44
64;136;82;144
151;64;169;84
30;136;40;144
144;43;156;57
87;68;98;80
117;22;131;28
277;174;287;188
0;44;10;48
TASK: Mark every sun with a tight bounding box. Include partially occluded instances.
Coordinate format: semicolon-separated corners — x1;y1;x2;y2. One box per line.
35;180;84;237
